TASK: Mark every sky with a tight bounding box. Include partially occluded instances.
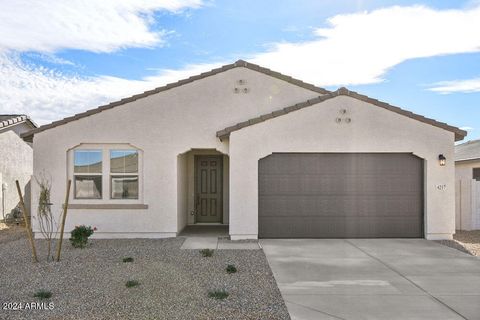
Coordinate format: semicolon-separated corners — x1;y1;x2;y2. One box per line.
0;0;479;141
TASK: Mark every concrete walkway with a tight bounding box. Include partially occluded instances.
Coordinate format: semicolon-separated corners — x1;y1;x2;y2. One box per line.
261;239;480;320
179;226;260;249
180;237;260;249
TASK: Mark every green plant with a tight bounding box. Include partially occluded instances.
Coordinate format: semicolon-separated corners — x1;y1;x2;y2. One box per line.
208;290;229;300
34;289;52;300
123;257;134;263
69;225;96;248
226;264;237;274
125;280;140;288
200;249;214;257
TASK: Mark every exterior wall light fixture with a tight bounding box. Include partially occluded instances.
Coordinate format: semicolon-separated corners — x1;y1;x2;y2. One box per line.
438;154;446;166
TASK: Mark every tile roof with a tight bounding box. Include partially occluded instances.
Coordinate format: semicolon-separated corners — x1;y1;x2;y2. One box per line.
21;60;330;142
216;87;467;142
455;139;480;162
0;114;37;130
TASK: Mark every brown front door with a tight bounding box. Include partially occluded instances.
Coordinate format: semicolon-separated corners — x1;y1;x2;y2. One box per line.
195;155;223;223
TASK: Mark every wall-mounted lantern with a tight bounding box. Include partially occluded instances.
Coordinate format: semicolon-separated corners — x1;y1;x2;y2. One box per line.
438;154;446;166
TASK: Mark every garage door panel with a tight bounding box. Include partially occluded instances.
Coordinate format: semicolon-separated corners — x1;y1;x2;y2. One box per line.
259;154;349;175
259;195;422;217
259;153;422;175
258;153;424;238
259;217;423;238
259;175;422;195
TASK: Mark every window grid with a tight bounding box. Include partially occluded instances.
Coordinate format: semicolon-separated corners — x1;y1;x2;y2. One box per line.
72;148;141;201
110;150;139;200
73;150;103;199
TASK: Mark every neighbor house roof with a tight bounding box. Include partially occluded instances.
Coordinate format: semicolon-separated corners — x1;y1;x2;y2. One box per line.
216;87;467;142
0;114;37;131
21;60;330;142
455;139;480;162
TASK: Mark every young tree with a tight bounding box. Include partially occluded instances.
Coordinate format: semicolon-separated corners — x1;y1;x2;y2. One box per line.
35;172;58;261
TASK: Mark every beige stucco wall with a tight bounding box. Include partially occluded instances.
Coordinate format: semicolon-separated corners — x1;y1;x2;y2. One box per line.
177;153;188;233
0;130;33;220
229;95;455;240
31;67;320;238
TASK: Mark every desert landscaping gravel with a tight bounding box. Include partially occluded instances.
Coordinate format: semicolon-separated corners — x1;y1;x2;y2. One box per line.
436;230;480;256
0;228;290;320
453;230;480;256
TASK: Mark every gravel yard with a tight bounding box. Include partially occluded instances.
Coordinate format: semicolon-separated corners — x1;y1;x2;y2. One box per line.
0;223;25;244
0;227;289;320
436;230;480;256
453;230;480;256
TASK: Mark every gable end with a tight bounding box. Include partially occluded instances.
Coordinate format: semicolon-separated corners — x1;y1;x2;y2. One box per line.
216;87;467;141
21;60;330;142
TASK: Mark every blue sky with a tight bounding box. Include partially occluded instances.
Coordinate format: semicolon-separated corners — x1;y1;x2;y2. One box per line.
0;0;479;140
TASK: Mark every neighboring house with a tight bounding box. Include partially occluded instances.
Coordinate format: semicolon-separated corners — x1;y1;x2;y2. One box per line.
22;60;466;240
455;139;480;230
0;115;37;221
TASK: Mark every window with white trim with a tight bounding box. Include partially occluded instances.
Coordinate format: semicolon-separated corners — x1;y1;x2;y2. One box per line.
73;150;102;199
110;150;139;199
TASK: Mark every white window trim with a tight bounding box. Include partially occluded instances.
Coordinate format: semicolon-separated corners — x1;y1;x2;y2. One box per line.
73;149;103;200
68;143;144;205
109;149;140;200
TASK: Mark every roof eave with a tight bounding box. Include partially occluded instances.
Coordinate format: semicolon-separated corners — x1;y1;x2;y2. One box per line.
1;115;37;133
21;59;330;142
455;157;480;163
216;87;467;141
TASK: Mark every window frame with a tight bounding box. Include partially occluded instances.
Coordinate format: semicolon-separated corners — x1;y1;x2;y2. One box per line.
68;144;143;204
109;149;139;200
73;149;103;200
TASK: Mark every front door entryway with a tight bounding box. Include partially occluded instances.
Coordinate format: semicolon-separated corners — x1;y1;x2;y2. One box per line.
195;155;223;223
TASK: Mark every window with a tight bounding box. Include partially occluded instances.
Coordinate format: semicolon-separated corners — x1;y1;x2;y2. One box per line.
474;168;480;181
74;150;102;199
110;150;139;199
71;146;141;202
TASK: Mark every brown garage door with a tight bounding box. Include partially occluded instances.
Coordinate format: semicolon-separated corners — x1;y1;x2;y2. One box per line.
258;153;424;238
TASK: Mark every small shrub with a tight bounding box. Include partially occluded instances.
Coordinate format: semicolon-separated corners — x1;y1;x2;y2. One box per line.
123;257;134;263
70;225;96;248
226;264;237;274
208;290;229;300
125;280;140;288
200;249;214;257
34;289;52;300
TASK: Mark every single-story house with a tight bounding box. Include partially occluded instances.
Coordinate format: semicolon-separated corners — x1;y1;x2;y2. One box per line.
22;60;466;240
0;114;37;221
455;139;480;230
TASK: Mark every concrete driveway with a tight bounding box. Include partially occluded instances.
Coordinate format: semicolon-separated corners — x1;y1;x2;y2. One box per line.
260;239;480;320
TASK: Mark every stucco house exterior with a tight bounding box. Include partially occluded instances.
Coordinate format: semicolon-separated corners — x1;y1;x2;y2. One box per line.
22;60;466;240
455;139;480;230
0;115;37;221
